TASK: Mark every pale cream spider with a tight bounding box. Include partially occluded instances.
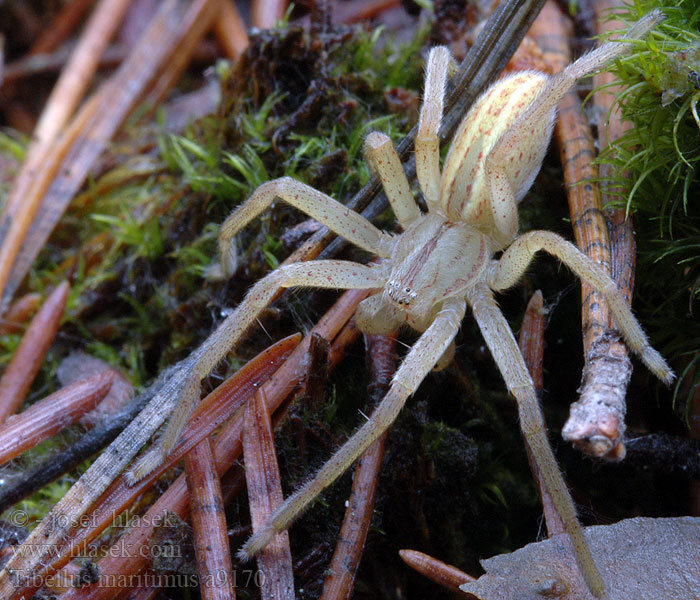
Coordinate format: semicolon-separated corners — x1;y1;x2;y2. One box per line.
218;10;669;597
0;10;670;600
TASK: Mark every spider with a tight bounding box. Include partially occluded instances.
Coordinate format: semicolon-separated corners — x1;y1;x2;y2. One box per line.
215;10;668;597
0;10;669;600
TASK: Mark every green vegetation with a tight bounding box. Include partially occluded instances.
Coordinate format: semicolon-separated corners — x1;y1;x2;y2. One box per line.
597;0;700;413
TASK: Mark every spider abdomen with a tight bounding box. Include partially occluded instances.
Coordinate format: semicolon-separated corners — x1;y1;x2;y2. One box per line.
440;72;552;233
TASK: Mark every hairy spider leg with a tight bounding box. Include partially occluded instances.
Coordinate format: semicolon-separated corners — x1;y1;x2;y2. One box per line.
415;46;451;211
488;231;674;384
216;177;394;278
239;297;466;558
364;132;421;227
126;260;387;482
465;282;607;599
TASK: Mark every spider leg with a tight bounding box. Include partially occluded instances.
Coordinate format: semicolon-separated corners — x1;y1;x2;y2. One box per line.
465;283;607;599
416;46;452;211
364;132;421;227
215;177;394;278
239;297;466;559
126;260;387;483
488;230;674;384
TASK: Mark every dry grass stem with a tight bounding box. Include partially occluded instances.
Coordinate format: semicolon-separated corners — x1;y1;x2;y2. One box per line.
0;281;70;423
321;334;397;600
243;390;295;600
398;549;475;593
185;439;237;600
0;372;113;466
214;1;249;60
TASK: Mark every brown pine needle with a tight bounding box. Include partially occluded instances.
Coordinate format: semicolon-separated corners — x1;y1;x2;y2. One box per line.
185;439;237;600
398;549;475;593
114;583;160;600
0;372;113;466
1;333;299;600
0;293;41;335
33;0;132;147
0;280;70;424
0;0;132;270
0;0;217;312
0;90;100;314
52;290;367;600
144;0;223;109
214;0;249;61
243;390;295;600
517;290;546;391
321;334;397;600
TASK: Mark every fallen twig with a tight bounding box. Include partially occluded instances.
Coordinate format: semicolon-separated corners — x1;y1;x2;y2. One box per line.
532;0;634;461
